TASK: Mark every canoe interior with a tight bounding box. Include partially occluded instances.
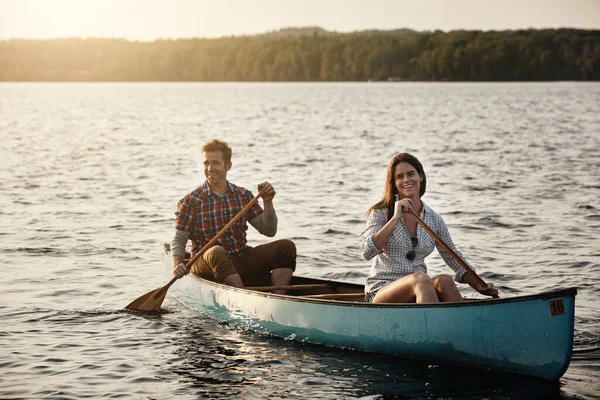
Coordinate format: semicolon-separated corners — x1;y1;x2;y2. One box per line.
164;244;577;306
169;242;367;300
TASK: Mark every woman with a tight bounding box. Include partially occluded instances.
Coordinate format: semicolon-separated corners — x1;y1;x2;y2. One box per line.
361;153;498;303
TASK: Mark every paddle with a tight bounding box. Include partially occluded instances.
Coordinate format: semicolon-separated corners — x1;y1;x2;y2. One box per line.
125;189;265;312
408;209;499;299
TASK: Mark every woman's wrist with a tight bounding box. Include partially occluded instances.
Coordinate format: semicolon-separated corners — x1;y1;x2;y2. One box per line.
390;215;403;225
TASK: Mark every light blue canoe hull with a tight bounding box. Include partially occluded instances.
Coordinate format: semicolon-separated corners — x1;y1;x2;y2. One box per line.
164;252;575;381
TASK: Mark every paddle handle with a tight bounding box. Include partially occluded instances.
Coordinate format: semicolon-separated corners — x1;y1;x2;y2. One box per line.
155;189;266;299
408;209;499;298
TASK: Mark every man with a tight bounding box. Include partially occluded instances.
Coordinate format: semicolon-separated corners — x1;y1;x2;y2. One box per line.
170;139;296;294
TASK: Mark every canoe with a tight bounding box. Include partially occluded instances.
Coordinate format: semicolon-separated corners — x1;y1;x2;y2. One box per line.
162;244;576;381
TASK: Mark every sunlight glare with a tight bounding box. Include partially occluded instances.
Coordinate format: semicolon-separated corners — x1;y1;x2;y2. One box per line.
11;0;138;39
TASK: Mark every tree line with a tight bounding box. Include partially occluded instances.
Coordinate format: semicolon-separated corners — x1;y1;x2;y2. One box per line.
0;27;598;81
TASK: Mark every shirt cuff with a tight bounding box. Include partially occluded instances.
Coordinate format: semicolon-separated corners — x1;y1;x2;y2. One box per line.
455;268;468;283
171;247;186;257
363;235;384;259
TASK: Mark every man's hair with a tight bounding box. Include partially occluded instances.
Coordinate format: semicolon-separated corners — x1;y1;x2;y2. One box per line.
202;139;232;164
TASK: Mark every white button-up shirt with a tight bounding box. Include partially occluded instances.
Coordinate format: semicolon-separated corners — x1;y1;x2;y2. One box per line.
361;202;471;298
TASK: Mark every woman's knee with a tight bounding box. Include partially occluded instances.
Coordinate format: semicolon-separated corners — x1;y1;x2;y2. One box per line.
374;273;432;303
433;274;455;290
410;272;433;287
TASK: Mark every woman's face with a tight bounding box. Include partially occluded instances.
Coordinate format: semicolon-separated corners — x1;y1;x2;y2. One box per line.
393;161;422;199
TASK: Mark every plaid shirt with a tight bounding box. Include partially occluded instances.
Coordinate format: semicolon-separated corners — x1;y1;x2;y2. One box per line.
361;202;472;297
175;181;263;257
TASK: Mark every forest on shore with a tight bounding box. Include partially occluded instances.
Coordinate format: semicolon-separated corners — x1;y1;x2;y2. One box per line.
1;27;598;81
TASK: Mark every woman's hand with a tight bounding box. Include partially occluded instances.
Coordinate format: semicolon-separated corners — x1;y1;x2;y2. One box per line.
475;282;499;297
392;198;413;222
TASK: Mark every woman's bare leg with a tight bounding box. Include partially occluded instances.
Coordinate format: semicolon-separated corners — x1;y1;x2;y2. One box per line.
373;272;439;303
432;274;464;302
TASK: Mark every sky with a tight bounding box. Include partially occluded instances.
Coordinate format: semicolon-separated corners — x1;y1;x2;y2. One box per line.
1;0;599;41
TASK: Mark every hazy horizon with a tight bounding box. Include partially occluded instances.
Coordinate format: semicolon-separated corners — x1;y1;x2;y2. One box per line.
1;0;599;42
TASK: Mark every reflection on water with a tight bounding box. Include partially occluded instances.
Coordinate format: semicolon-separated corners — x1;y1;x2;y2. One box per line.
0;82;599;399
159;302;571;400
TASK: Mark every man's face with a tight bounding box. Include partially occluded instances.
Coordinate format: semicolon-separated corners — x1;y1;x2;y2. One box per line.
203;151;231;188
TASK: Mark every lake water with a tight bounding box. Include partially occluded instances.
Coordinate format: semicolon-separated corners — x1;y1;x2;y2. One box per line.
1;82;599;399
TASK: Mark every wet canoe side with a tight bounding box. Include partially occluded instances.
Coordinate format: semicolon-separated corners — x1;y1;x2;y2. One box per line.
163;251;576;380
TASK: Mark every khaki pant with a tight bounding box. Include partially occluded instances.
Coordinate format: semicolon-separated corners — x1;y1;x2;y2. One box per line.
191;239;296;286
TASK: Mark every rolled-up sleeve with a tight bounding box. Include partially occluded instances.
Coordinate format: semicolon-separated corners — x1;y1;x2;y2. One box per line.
170;230;190;257
249;212;278;237
361;209;386;260
172;197;195;257
433;216;473;283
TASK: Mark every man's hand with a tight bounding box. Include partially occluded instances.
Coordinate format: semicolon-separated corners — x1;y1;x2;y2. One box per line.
258;181;276;203
173;262;190;279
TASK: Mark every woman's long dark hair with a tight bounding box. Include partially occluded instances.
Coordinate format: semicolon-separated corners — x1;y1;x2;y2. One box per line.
366;153;427;219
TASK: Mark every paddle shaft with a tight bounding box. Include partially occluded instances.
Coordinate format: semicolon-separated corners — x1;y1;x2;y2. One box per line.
408;209;498;298
154;190;265;300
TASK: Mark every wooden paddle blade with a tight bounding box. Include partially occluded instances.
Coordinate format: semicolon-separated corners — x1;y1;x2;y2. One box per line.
125;285;167;312
126;191;265;312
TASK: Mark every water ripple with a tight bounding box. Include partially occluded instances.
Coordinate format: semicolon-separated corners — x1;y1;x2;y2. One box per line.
1;82;599;400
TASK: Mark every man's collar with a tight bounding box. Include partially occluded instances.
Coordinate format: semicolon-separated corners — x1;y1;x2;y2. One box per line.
201;180;233;196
